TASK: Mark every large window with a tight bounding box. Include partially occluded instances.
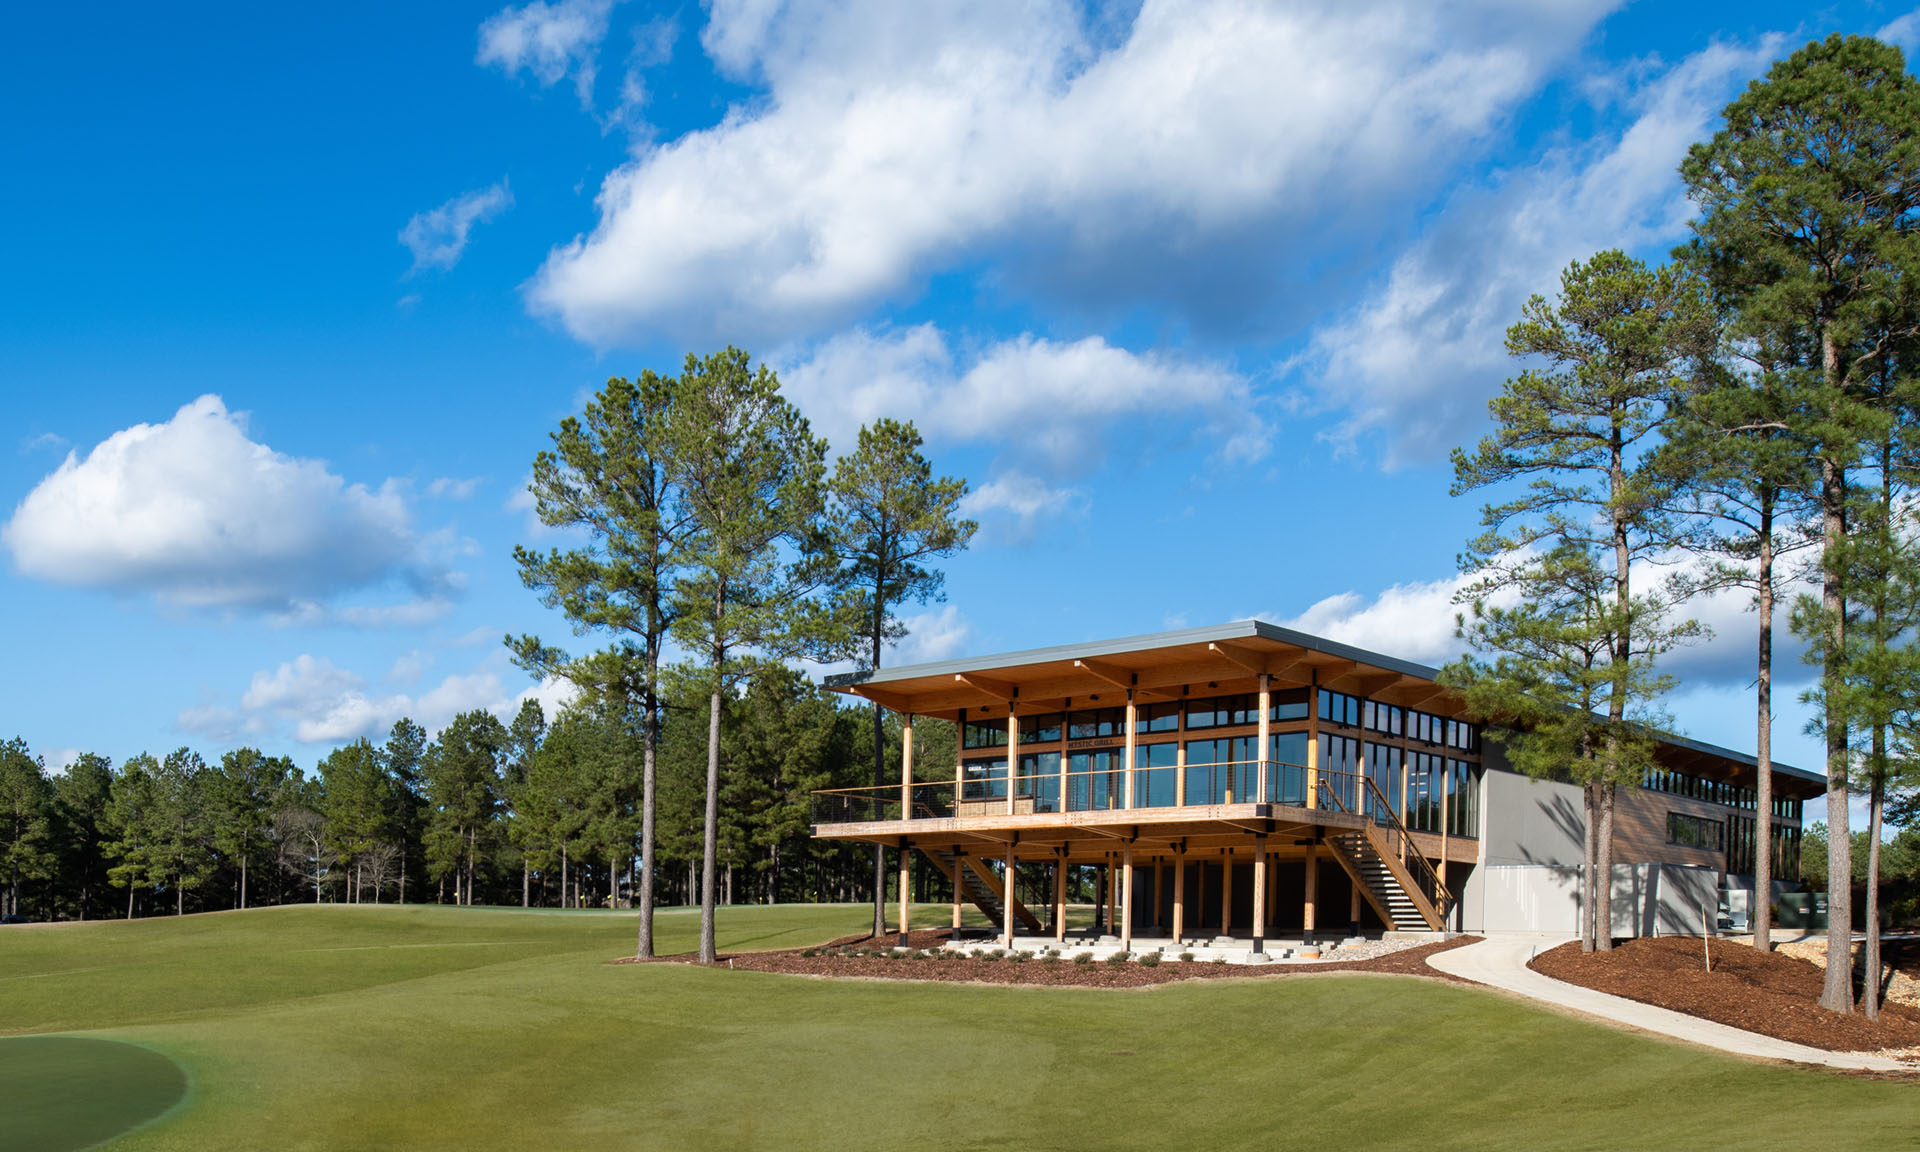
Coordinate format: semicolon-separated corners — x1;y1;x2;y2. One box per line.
1364;700;1403;737
1137;702;1180;734
1066;749;1122;811
963;718;1007;749
1318;690;1361;728
1364;742;1403;821
1186;693;1258;730
1135;743;1177;808
1019;712;1063;745
1270;688;1309;722
1447;759;1479;837
1317;733;1361;810
1019;751;1061;812
961;756;1007;799
1405;752;1443;832
1067;707;1123;740
1667;811;1725;852
1269;731;1310;804
1185;736;1258;805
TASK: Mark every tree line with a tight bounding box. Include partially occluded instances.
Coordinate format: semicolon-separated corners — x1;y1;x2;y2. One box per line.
0;687;958;922
1444;34;1920;1020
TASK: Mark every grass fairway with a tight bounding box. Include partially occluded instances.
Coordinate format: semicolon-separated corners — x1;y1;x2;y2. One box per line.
1;905;1911;1150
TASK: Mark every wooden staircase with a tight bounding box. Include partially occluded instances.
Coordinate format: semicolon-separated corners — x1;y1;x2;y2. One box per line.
1325;831;1434;930
919;846;1042;933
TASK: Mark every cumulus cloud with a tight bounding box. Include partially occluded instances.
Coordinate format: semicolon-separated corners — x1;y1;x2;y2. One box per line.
1878;10;1920;55
886;605;972;666
1299;35;1782;467
1272;552;1811;691
477;0;614;106
187;653;577;746
400;183;514;274
782;324;1261;468
3;395;449;616
527;0;1615;347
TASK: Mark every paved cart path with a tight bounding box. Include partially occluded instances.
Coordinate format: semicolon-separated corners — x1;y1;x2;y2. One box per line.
1426;934;1913;1073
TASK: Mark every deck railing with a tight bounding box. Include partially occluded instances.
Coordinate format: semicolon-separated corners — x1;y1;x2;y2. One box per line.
1314;769;1454;915
810;759;1466;830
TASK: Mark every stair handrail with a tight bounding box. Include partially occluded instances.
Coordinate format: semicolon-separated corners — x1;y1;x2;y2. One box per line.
1315;771;1454;918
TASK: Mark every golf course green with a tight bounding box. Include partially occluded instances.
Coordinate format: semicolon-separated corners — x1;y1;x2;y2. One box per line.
0;904;1910;1150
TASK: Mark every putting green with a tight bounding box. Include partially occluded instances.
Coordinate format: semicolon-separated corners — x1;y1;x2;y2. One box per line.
0;1036;187;1152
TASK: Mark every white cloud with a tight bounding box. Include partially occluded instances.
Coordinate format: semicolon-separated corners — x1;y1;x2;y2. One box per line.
886;605;971;666
1272;574;1481;668
400;183;514;275
426;476;482;500
200;652;577;746
959;471;1089;539
477;0;614;106
528;0;1615;348
3;395;448;615
1878;10;1920;54
783;324;1262;472
1300;35;1782;467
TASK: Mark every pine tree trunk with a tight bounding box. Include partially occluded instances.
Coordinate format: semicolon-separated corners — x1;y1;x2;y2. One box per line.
700;676;723;964
1581;783;1598;952
562;845;569;909
871;578;887;939
240;854;248;911
522;861;529;908
1595;784;1615;949
637;661;660;956
1818;329;1854;1014
1865;763;1884;1020
1754;497;1774;954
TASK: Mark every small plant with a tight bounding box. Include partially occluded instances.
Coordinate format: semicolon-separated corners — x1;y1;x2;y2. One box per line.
1179;952;1194;963
1040;952;1060;965
1212;956;1227;965
1137;953;1160;967
800;949;816;958
1073;952;1094;966
1105;951;1130;966
980;950;1000;963
970;948;988;959
1008;950;1030;964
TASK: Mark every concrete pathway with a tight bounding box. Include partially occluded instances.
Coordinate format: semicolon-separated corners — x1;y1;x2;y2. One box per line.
1426;934;1913;1073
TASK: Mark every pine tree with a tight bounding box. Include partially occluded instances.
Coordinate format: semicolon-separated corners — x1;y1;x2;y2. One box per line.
1449;250;1711;951
0;738;54;919
1679;33;1920;1011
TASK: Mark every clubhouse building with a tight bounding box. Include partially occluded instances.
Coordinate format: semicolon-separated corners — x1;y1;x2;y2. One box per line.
813;620;1816;951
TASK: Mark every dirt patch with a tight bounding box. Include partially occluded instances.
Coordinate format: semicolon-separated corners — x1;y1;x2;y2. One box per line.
1530;936;1920;1053
615;930;1480;988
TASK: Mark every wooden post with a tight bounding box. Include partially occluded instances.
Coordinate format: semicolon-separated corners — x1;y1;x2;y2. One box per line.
951;848;964;941
1440;760;1452;873
1053;853;1068;944
1265;849;1278;926
1304;847;1318;940
1349;871;1362;928
1257;672;1271;802
1306;685;1320;810
1005;703;1020;817
1251;834;1268;953
1002;845;1017;948
1123;691;1138;810
1221;847;1234;938
1172;848;1186;943
898;839;911;945
1121;846;1135;951
1106;854;1118;936
900;713;915;816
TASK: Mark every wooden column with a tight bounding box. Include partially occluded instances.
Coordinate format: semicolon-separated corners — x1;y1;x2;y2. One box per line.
1053;854;1068;944
1121;846;1135;951
898;839;911;944
900;713;915;815
1257;672;1271;802
951;849;964;940
1005;703;1020;817
1305;685;1320;809
1303;846;1318;940
1106;855;1118;936
1251;834;1268;952
1172;848;1186;943
1349;872;1362;928
1175;741;1187;809
1440;760;1452;872
1221;847;1234;938
1123;691;1138;810
1002;844;1017;948
1265;849;1279;926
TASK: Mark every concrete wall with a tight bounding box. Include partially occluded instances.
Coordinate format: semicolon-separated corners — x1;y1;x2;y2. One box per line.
1461;752;1724;936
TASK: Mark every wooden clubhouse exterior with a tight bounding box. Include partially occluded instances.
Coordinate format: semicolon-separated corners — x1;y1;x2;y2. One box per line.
813;621;1820;951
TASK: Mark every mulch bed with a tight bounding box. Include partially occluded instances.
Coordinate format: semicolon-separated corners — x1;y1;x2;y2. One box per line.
615;929;1480;988
1530;936;1920;1053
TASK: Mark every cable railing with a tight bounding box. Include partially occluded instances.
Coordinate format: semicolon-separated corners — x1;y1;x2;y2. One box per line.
814;760;1325;824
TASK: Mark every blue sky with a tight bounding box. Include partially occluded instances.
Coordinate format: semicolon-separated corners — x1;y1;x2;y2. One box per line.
5;1;1917;789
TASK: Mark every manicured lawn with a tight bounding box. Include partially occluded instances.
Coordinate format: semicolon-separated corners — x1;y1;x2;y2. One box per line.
0;904;1911;1150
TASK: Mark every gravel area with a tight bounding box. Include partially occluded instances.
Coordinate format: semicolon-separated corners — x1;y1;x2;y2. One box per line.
618;930;1478;988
